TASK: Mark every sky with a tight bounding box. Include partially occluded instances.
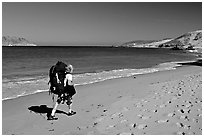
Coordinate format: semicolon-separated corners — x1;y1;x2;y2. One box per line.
2;2;202;46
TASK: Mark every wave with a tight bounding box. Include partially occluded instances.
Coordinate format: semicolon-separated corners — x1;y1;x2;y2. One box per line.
2;61;184;101
2;89;48;101
73;61;182;85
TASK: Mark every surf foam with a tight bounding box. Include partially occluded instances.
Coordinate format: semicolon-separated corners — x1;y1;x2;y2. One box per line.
2;61;183;100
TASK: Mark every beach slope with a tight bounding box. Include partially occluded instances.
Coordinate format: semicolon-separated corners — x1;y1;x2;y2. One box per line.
2;65;202;135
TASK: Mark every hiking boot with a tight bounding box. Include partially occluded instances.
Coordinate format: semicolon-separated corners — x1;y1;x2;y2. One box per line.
68;110;76;116
47;115;58;120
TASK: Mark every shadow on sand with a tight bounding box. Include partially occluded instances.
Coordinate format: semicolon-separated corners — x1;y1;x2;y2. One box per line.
28;105;69;118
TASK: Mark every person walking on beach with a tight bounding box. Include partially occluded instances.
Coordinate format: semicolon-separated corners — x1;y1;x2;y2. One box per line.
48;62;76;120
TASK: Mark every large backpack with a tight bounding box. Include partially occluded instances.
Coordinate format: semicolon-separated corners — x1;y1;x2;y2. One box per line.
48;61;67;95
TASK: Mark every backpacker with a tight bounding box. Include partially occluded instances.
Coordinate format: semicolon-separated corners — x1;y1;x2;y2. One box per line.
48;61;67;95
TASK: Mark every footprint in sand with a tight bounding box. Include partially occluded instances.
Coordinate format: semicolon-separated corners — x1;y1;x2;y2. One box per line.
141;116;151;120
176;122;192;130
134;103;144;108
131;123;137;128
187;131;196;135
152;109;158;113
176;131;187;135
167;112;176;117
106;125;115;130
122;107;129;112
137;124;148;130
184;103;193;108
103;109;108;112
183;125;191;130
159;104;167;108
137;113;151;120
131;123;148;130
192;118;199;123
111;112;124;118
178;108;191;114
137;114;143;119
179;115;190;121
155;119;169;124
141;108;149;112
176;122;185;128
166;100;173;104
141;99;150;103
196;114;202;117
118;132;133;135
97;104;104;109
120;119;128;123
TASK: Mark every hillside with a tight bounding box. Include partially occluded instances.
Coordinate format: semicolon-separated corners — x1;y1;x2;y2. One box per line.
120;40;157;47
117;38;173;48
159;30;202;51
117;30;202;53
2;36;37;46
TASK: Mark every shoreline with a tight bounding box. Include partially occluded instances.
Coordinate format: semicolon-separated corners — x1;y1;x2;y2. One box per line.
2;64;202;135
2;59;200;101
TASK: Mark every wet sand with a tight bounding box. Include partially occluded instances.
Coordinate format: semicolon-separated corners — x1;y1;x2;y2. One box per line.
2;65;202;135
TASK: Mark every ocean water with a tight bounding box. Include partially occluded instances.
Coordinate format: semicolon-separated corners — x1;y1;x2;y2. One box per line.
2;46;197;100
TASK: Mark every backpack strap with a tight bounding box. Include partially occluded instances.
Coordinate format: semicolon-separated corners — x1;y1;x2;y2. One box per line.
51;65;56;75
48;65;56;95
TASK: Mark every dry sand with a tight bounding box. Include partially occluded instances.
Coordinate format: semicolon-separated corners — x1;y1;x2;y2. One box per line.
2;65;202;135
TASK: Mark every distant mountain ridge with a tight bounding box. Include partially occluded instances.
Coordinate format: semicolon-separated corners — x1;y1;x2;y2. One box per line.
2;36;37;46
117;30;202;53
3;30;202;50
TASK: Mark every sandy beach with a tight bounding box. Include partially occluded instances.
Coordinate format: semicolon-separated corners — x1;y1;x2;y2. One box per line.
2;65;202;135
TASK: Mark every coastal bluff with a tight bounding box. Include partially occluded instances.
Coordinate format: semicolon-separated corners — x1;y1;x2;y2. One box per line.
2;36;37;46
117;30;202;53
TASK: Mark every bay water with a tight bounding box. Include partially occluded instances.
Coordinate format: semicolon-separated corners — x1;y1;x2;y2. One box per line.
2;46;197;100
